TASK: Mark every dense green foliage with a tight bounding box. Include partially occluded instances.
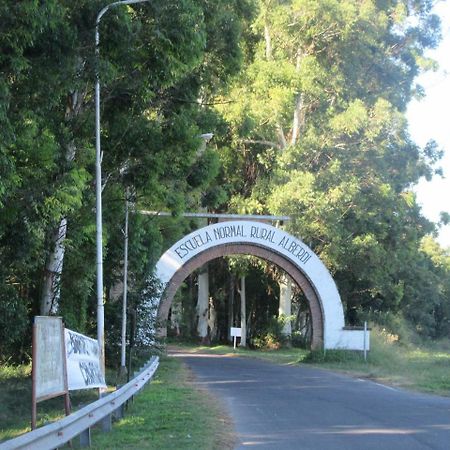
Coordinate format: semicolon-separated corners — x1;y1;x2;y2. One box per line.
0;0;449;362
210;0;450;343
0;0;252;360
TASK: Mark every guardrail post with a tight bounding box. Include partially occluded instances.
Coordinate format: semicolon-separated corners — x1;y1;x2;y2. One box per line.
113;403;125;420
98;391;112;432
79;427;91;447
113;384;125;419
101;413;112;432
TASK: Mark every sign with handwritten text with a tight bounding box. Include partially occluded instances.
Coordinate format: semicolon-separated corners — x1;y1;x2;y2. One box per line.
65;328;106;390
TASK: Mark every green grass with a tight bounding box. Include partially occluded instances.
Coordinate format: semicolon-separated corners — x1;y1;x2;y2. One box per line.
169;341;310;365
0;357;234;449
313;329;450;395
0;362;110;442
89;356;234;450
0;362;33;441
0;354;146;443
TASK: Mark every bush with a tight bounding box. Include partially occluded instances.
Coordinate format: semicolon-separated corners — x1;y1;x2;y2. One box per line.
251;316;291;350
363;311;416;345
304;324;409;367
291;330;310;348
0;286;29;362
304;349;363;364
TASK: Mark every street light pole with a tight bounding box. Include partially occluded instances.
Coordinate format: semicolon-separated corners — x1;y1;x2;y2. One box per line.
95;0;150;378
120;188;130;375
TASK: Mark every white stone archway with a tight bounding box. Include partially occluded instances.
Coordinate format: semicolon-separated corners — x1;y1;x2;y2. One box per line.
154;220;368;350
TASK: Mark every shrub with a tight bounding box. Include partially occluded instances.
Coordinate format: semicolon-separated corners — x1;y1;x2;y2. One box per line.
251;316;291;350
0;286;29;362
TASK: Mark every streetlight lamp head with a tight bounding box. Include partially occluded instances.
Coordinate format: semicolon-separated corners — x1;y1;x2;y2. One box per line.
200;133;214;143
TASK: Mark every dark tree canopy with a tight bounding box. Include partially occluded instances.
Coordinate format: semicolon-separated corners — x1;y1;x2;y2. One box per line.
0;0;448;361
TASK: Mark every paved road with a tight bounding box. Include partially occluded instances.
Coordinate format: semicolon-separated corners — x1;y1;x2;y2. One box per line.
172;351;450;450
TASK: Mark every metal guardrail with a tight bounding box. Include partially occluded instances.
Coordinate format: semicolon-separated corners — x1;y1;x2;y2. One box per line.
0;356;159;450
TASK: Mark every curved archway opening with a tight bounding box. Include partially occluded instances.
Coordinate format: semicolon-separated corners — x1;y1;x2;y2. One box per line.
157;244;324;349
153;221;368;350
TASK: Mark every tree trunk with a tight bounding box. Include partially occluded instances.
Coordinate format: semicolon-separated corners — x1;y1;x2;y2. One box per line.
196;265;209;343
291;93;304;145
171;298;182;336
208;297;218;342
40;86;85;315
264;7;289;151
264;23;272;61
228;272;235;342
183;274;196;337
40;218;68;315
239;275;247;347
299;309;311;344
277;124;287;149
279;274;292;338
291;51;305;146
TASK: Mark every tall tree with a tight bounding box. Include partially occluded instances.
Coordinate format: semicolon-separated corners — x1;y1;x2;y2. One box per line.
214;0;442;325
0;0;253;359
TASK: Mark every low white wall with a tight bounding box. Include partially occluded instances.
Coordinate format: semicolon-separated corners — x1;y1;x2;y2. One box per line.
327;329;370;351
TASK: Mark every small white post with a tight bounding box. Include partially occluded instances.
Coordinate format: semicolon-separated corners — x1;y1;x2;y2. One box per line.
363;321;367;361
233;336;237;350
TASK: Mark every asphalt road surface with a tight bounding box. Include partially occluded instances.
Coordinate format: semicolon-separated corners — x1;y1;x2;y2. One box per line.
172;350;450;450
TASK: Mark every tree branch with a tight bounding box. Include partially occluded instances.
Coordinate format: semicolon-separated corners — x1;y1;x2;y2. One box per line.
239;139;281;149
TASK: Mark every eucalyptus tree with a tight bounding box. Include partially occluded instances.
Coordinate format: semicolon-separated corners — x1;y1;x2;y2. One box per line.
0;0;253;359
215;0;442;326
0;0;69;356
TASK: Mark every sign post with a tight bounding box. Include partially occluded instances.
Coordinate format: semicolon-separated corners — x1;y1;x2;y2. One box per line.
230;327;242;350
363;321;368;362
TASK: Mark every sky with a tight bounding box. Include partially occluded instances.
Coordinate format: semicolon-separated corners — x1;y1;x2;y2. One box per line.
407;1;450;247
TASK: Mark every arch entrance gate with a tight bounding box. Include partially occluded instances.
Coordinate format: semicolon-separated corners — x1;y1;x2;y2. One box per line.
154;220;368;350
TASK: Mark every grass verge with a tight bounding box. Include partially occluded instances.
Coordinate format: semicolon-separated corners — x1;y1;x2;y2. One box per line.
0;356;234;449
2;328;449;447
89;356;234;450
0;363;113;443
305;328;450;395
0;357;234;450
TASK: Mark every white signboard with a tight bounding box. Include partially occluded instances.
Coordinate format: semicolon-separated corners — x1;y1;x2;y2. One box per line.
230;327;242;337
230;327;242;349
33;316;67;401
65;329;106;390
